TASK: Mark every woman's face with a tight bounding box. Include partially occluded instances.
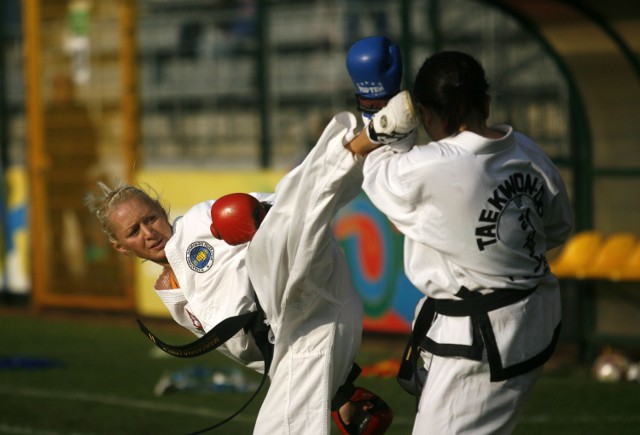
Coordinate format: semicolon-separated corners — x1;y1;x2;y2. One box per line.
108;196;173;265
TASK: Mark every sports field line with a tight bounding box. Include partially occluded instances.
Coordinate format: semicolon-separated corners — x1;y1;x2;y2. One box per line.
5;385;638;430
0;385;254;422
519;413;640;424
0;384;414;430
0;423;75;435
0;422;90;435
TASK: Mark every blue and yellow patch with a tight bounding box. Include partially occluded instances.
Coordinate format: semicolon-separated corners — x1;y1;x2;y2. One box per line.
186;241;214;273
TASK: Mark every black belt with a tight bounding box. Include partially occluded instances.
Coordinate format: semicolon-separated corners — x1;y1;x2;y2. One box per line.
137;311;257;358
137;299;273;434
432;286;537;317
397;285;543;406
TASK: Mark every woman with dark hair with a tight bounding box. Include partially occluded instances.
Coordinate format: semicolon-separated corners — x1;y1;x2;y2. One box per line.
358;51;574;433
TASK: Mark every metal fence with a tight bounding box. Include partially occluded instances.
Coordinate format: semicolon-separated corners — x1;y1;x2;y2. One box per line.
0;0;570;298
136;0;569;169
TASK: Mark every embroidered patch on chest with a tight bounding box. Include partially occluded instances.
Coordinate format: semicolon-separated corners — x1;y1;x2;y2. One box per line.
186;241;214;273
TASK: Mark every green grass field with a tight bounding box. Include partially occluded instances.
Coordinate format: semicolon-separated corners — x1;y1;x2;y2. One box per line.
1;308;639;435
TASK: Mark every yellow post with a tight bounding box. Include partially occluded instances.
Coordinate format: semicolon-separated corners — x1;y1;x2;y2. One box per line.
22;0;139;312
22;0;48;309
118;0;139;308
119;0;139;178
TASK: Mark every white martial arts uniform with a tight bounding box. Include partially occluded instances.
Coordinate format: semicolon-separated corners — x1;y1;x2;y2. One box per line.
362;125;573;434
155;112;365;435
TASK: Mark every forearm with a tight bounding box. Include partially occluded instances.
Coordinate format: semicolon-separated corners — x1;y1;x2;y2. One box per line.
345;129;381;157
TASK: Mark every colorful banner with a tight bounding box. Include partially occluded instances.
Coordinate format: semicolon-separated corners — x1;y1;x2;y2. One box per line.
0;166;30;294
335;193;422;334
135;170;422;333
1;167;422;332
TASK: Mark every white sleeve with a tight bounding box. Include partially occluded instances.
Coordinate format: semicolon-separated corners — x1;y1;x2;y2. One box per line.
250;192;276;204
217;337;266;374
544;174;574;251
155;289;206;337
362;146;425;242
155;288;266;373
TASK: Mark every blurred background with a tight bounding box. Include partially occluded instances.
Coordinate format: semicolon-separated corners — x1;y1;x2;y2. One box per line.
1;0;640;372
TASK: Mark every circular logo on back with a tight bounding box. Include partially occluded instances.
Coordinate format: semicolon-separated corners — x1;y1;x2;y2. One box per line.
186;241;214;273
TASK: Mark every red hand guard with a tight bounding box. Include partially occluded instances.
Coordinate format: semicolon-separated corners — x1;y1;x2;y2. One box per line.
332;387;393;435
209;193;267;246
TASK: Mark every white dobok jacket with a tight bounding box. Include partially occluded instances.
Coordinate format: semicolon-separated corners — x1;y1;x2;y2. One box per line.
363;125;574;380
